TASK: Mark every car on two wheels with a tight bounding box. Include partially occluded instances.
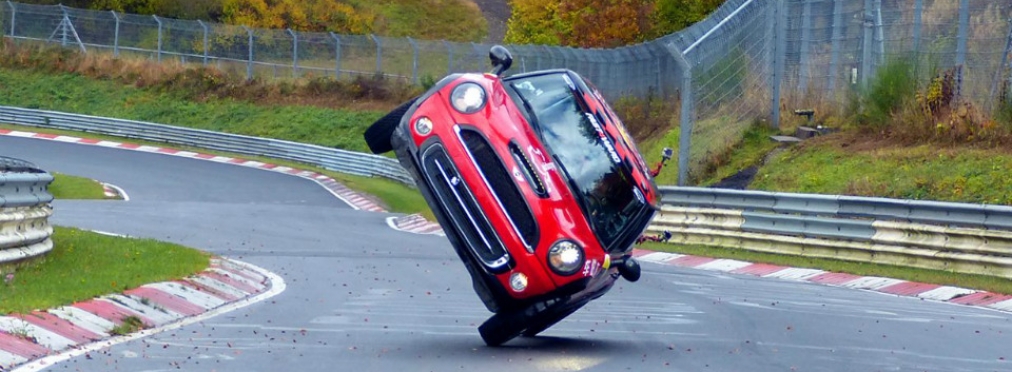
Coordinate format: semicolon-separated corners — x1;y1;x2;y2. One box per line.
364;46;659;346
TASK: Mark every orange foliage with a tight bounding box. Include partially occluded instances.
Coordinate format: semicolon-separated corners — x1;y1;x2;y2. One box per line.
559;0;654;48
221;0;373;34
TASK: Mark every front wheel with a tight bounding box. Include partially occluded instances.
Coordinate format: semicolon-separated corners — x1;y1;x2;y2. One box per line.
521;306;578;338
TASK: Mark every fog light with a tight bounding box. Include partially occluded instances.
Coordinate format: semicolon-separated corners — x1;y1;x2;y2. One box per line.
414;117;433;136
509;272;528;292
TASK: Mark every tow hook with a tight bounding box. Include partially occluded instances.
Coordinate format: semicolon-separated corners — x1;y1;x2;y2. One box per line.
612;256;641;282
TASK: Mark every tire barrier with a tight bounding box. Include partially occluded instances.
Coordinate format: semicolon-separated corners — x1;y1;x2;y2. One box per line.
0;156;55;265
648;187;1012;279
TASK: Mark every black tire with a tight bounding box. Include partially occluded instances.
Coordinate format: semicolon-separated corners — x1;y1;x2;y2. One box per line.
478;311;527;347
521;307;578;338
364;98;416;154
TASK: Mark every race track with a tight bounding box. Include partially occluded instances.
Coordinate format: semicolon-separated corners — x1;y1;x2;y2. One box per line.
2;135;1010;372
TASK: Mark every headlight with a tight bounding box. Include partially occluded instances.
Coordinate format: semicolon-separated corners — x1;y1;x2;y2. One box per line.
547;240;584;276
449;82;486;114
509;272;528;292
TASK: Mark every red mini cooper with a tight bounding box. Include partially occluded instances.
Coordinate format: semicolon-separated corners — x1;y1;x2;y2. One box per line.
365;46;659;346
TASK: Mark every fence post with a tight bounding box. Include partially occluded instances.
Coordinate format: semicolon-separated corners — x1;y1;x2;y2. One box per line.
6;1;13;37
370;34;382;73
861;0;874;88
992;20;1012;110
771;0;787;130
242;25;253;80
913;0;923;54
664;43;694;186
58;5;68;47
955;0;969;98
197;20;208;66
111;11;120;58
407;37;419;84
287;28;298;78
153;15;163;62
798;0;812;95
443;40;453;74
828;0;843;95
330;32;341;79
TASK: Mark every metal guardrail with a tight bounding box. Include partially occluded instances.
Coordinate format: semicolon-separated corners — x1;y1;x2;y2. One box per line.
0;106;415;185
5;106;1012;278
0;156;54;265
649;187;1012;279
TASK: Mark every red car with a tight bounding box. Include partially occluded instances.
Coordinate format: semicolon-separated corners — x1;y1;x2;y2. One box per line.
365;46;659;346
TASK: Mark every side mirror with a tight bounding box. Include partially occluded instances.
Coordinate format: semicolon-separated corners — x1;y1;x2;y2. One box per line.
489;45;513;76
662;147;673;162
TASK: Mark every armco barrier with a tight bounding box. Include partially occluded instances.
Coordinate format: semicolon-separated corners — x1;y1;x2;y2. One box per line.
6;107;1012;278
0;106;415;185
0;156;54;265
649;187;1012;279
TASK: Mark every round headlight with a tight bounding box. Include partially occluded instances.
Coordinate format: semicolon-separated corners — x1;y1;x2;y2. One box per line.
414;117;433;136
509;272;528;292
449;82;486;114
547;240;584;276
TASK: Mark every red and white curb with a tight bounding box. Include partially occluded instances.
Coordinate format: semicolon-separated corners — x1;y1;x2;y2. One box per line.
632;249;1012;313
99;182;128;201
0;129;385;213
386;214;444;236
1;258;285;371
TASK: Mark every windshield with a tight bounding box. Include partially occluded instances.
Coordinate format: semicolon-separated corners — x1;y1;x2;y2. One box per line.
506;73;645;250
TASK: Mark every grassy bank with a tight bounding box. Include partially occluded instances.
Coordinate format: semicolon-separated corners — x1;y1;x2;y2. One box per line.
0;227;210;315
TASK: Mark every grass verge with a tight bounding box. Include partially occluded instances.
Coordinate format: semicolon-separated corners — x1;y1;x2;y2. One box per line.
0;123;434;220
0;227;210;315
50;173;108;200
641;241;1012;295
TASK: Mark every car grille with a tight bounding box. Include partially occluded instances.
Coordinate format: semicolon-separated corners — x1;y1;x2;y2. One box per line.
420;144;510;271
458;129;540;249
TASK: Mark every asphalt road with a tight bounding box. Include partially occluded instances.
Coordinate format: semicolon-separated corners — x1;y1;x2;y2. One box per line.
3;135;1011;372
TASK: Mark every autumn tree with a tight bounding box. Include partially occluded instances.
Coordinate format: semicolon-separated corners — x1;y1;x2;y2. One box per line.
558;0;653;48
650;0;724;38
503;0;568;45
220;0;373;34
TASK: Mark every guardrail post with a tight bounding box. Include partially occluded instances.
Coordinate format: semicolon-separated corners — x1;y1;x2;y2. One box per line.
407;37;419;84
287;28;298;78
153;15;163;62
798;0;812;95
243;25;253;80
330;32;341;79
443;40;453;74
370;34;382;73
111;11;120;58
828;0;843;95
197;20;208;66
771;0;787;129
955;0;969;98
6;1;13;38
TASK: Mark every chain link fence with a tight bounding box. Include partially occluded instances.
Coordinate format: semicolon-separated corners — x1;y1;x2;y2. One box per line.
1;1;1010;185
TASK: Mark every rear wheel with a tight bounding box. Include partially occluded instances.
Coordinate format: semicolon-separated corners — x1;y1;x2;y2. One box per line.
478;310;527;347
364;98;416;154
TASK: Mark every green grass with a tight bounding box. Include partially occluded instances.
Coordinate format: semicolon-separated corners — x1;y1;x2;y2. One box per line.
49;173;107;200
0;123;434;220
356;0;488;42
0;69;384;153
109;316;147;335
751;139;1012;204
641;242;1012;295
0;227;210;315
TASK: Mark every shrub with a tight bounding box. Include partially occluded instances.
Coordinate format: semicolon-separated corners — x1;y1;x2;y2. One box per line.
851;58;918;128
